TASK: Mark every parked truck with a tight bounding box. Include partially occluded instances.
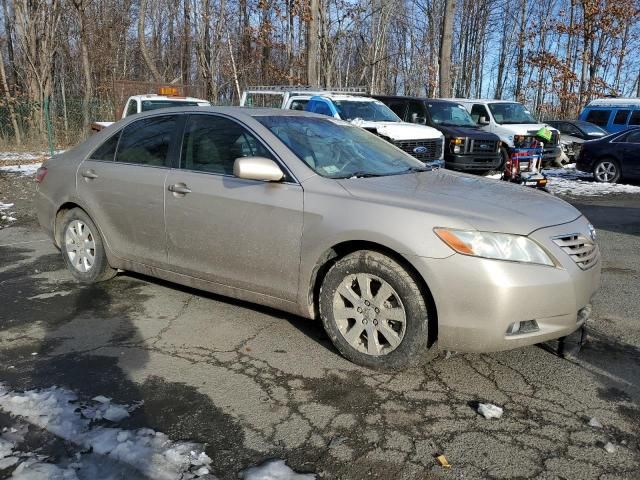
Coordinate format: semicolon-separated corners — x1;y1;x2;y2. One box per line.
91;88;210;132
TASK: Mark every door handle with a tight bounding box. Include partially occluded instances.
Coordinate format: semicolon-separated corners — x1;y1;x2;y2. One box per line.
168;183;192;194
81;169;98;179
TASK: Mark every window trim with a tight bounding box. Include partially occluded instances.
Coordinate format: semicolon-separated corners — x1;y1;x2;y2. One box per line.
87;131;121;162
177;112;300;185
613;109;630;126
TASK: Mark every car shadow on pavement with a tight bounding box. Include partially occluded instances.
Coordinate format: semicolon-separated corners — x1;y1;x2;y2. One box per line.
570;201;640;236
0;243;254;479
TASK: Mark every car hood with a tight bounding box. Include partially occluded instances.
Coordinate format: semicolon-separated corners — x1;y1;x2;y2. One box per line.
435;125;498;140
497;124;559;135
337;170;581;235
350;119;443;140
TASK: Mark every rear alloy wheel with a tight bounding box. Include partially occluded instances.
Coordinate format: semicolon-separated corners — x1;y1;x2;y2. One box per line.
319;250;435;369
593;159;620;183
60;208;116;283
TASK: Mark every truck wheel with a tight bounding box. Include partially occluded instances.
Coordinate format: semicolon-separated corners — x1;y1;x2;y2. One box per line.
593;158;620;183
59;208;116;283
319;250;435;370
499;146;509;171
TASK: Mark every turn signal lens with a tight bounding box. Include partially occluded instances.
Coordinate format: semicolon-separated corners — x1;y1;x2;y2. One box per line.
451;137;465;145
35;166;48;183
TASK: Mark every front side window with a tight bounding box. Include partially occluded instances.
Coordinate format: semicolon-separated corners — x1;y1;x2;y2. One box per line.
624;130;640;143
115;115;178;167
255;115;425;179
387;101;408;120
488;103;537;124
470;104;490;123
310;101;333;117
406;102;426;123
585;109;611;128
427;103;476;127
333;100;401;122
181;115;273;175
628;111;640;126
126;100;138;116
613;110;630;125
91;133;120;161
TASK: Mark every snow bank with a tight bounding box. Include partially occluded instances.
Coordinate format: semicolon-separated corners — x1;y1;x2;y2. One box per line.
0;384;212;479
240;459;316;480
0;152;50;163
543;166;640;196
0;164;41;176
0;202;17;223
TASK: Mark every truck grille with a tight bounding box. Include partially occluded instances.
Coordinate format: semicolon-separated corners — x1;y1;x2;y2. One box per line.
469;139;498;154
552;233;599;270
394;139;442;162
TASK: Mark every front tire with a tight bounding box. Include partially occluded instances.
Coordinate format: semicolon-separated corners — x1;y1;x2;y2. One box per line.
593;158;620;183
319;250;434;369
59;208;116;283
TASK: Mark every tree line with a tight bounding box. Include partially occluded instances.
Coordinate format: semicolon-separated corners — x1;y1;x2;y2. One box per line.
0;0;639;146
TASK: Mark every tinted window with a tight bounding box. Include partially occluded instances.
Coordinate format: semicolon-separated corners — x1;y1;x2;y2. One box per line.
629;111;640;126
613;110;630;125
625;130;640;143
141;100;200;112
91;133;120;161
470;104;489;123
387;101;408;119
115;115;178;166
181;115;273;175
126;100;138;116
289;99;308;111
311;101;332;116
407;102;426;123
585;109;611;127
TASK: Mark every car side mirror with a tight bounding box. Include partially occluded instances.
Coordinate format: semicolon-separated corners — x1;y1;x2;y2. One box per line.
233;157;284;182
478;116;489;125
410;112;426;125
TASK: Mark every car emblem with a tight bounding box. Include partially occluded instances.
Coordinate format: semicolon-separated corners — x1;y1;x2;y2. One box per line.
588;224;597;242
479;143;489;149
413;146;428;154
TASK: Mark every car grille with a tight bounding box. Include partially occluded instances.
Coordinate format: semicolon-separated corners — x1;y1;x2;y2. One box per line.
469;139;498;154
552;233;599;270
394;139;443;161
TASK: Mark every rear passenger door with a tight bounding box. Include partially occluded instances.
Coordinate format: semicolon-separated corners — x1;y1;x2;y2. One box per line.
77;115;179;267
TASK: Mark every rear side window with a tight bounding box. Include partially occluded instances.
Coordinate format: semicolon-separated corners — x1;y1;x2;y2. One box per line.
625;130;640;143
90;133;120;161
289;99;308;111
181;115;274;175
629;111;640;126
585;109;611;127
115;115;178;167
126;100;138;116
613;110;630;125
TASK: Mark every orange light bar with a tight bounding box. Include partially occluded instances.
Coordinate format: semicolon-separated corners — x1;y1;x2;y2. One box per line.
158;86;179;96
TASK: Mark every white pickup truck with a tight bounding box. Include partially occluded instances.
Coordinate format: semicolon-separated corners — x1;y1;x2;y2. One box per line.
91;93;210;132
240;86;445;165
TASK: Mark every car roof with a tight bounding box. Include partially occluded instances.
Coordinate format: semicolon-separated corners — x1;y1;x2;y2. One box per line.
447;98;523;104
132;94;210;103
311;94;379;102
373;95;460;105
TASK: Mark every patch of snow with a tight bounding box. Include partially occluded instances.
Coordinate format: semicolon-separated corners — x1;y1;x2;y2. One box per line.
543;166;640;196
0;151;52;162
0;384;212;479
588;417;603;428
0;163;42;176
28;291;74;301
477;403;504;419
240;459;316;480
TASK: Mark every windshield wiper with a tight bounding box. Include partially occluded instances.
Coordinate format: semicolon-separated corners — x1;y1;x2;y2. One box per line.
334;171;386;179
398;166;432;174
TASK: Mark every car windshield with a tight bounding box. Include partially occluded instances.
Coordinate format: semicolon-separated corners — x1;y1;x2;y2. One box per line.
256;116;427;178
141;100;201;111
427;103;476;127
578;122;607;135
488;103;537;124
333;100;401;122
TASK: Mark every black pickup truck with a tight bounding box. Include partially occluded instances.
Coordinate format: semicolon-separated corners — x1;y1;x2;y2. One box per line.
373;96;502;172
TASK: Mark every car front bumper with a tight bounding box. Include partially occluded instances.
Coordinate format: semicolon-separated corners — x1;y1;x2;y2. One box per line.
407;217;601;353
445;153;501;171
542;145;562;163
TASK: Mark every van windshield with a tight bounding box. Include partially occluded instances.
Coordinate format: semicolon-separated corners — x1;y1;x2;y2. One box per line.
255;115;426;178
426;103;477;127
488;103;537;124
333;101;401;122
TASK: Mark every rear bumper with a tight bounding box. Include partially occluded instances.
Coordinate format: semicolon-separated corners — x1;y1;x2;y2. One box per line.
445;153;501;171
407;217;601;352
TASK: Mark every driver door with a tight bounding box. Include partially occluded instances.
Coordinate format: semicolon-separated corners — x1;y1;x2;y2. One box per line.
164;114;304;301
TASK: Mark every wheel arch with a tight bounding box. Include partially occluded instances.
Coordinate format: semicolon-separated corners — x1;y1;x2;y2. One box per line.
307;240;438;347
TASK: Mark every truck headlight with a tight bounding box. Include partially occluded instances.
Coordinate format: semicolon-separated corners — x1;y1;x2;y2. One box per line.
434;228;555;266
453;145;461;153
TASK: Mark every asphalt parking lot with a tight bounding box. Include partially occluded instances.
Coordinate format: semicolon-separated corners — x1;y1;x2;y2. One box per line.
1;170;639;479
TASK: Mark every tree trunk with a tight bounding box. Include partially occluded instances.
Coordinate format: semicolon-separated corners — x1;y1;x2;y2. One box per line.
306;0;319;86
439;0;455;97
514;0;527;100
138;0;163;82
0;41;21;145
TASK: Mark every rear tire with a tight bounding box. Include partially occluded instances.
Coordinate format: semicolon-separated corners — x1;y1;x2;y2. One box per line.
593;158;621;183
319;250;435;370
59;208;116;283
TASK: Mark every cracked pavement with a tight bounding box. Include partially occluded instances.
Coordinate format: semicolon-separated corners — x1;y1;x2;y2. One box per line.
0;186;639;479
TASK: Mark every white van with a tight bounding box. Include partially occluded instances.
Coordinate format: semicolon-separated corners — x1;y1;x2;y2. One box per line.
452;99;562;167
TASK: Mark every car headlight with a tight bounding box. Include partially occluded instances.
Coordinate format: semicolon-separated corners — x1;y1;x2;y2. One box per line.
434;228;555;266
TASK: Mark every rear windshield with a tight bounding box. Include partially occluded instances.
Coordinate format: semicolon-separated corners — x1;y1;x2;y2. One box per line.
141;100;201;112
